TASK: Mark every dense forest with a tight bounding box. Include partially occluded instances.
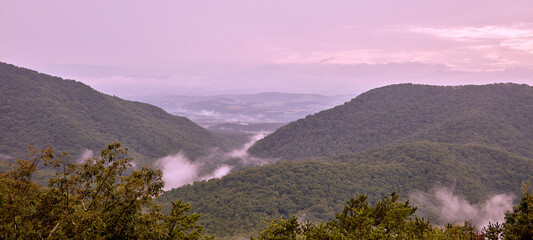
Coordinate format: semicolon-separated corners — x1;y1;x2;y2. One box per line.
2;144;532;239
160;142;533;237
2;63;533;239
0;62;234;163
160;83;533;237
253;186;533;240
249;83;533;160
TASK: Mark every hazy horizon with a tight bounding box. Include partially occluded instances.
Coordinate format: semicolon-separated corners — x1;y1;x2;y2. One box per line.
2;1;533;97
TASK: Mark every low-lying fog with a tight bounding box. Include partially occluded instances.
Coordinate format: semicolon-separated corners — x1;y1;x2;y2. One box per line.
156;131;274;191
410;187;514;229
153;130;515;229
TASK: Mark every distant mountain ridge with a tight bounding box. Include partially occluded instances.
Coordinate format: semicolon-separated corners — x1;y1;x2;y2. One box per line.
249;83;533;160
130;92;351;126
0;62;231;161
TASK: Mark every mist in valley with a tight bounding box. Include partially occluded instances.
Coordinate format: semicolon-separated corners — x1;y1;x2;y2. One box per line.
2;1;533;238
410;187;514;229
156;131;275;191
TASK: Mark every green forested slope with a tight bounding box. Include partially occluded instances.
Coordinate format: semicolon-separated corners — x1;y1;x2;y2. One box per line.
0;62;231;161
160;142;533;237
248;83;533;160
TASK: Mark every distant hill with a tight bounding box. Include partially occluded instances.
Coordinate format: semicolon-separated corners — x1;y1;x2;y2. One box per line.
130;92;351;126
207;122;285;132
160;141;533;237
206;122;286;147
249;83;533;160
0;62;232;162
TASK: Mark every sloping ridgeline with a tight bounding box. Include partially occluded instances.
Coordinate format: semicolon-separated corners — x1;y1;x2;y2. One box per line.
160;83;533;238
160;142;533;237
248;83;533;160
0;62;232;162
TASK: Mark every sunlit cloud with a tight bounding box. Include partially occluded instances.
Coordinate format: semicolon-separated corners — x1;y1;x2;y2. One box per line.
501;37;533;53
407;23;533;71
276;23;533;72
412;25;530;41
274;48;508;72
410;23;533;53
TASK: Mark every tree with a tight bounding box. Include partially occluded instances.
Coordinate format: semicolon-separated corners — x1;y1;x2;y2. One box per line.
252;216;302;240
330;192;433;239
253;192;441;240
482;222;503;240
503;183;533;240
0;143;210;239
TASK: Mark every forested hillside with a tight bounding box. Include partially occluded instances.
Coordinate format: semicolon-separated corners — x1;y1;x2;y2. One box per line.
160;141;533;237
3;64;532;239
0;62;232;161
3;142;532;239
249;83;533;160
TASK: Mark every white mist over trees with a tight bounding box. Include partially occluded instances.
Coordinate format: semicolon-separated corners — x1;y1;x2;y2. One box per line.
156;132;274;190
410;187;514;229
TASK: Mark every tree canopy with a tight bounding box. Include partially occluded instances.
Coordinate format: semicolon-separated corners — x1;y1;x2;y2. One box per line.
0;143;211;239
503;183;533;239
253;191;485;240
160;142;533;237
254;186;533;239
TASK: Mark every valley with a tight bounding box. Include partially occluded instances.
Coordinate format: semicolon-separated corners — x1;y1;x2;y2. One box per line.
130;92;352;127
161;83;533;237
1;63;532;239
3;2;533;239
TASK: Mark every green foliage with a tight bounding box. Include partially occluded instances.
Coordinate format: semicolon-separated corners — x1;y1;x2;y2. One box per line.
503;183;533;239
330;192;420;239
161;200;208;240
0;143;210;239
254;192;485;240
249;83;533;160
0;62;232;163
482;222;503;240
252;217;302;240
440;222;481;240
160;142;533;237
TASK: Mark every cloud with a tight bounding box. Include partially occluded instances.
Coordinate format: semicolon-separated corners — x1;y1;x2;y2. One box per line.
76;149;94;164
230;132;269;159
410;187;514;229
410;23;533;43
501;37;533;53
156;131;274;191
156;153;199;191
276;23;533;72
200;165;233;181
276;49;438;66
410;23;533;55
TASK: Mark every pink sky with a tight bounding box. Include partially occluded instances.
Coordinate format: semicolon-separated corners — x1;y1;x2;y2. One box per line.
1;0;533;96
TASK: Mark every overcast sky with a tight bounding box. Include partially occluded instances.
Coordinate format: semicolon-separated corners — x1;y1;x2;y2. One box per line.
2;0;533;97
